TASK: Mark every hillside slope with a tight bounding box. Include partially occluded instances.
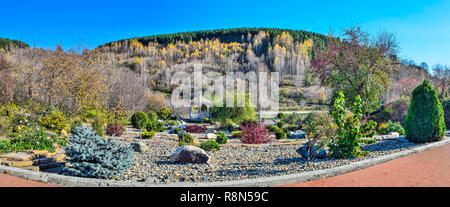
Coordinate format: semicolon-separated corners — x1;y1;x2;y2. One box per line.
100;27;328;50
0;38;29;51
96;27;332;108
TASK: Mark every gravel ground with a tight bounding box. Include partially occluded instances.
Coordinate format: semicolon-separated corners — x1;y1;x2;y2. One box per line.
117;135;424;183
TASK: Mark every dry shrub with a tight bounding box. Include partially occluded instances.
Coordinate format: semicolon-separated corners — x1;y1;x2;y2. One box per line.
30;50;107;114
8;47;149;114
0;56;15;103
145;93;167;112
103;65;149;112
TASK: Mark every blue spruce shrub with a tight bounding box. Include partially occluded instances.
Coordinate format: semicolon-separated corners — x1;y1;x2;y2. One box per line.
63;126;134;179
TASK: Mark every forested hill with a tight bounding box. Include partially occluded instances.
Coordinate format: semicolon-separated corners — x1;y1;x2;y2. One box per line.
100;27;328;49
0;38;29;51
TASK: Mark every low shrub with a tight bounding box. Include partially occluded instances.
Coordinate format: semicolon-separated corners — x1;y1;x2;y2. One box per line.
302;112;336;160
54;137;69;147
173;127;182;135
276;121;284;128
69;116;83;130
166;120;179;126
231;130;242;138
378;120;405;135
377;122;387;133
281;113;305;126
146;120;165;132
145;93;167;113
157;107;171;120
63;126;134;179
267;125;280;132
0;139;13;153
284;125;301;132
147;111;158;122
221;119;235;131
109;108;131;124
16;128;54;151
91;114;106;136
200;140;221;151
215;131;228;144
0;102;21;118
84;109;100;119
277;112;286;119
239;121;272;144
12;124;28;133
178;133;194;146
38;110;68;134
2;127;55;153
130;111;149;130
185;125;206;133
275;129;286;139
142;131;155;139
105;123;125;137
11;113;32;127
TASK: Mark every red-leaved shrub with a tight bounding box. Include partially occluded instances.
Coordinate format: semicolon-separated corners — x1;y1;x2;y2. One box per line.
239;121;273;144
185;125;206;133
105;123;125;136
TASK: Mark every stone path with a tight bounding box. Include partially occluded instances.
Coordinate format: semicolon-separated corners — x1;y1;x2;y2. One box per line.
279;141;450;187
0;145;67;173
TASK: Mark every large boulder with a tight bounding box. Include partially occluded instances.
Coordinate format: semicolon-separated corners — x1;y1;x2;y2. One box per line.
206;133;217;139
296;142;329;159
387;132;400;138
192;137;200;146
170;145;210;164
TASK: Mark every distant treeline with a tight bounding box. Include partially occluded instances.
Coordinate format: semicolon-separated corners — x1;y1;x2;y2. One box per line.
0;38;29;51
102;27;328;49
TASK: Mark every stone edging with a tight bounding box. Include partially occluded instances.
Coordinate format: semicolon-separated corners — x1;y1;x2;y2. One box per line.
1;138;449;187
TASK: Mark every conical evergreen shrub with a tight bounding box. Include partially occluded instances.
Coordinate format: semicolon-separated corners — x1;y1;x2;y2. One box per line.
404;79;446;143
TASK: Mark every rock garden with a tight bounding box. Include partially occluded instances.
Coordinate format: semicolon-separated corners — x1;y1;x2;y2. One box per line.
1;79;447;185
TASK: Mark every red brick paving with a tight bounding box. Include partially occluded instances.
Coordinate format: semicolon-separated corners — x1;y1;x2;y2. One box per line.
280;143;450;187
0;173;58;187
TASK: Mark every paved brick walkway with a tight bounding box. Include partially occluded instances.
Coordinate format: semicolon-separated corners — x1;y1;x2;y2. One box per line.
280;142;450;187
0;173;58;187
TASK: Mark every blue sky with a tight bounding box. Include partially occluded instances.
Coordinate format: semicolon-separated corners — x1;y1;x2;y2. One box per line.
2;0;449;67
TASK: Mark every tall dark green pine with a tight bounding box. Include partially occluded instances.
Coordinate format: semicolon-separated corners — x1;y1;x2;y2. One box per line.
404;79;446;143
